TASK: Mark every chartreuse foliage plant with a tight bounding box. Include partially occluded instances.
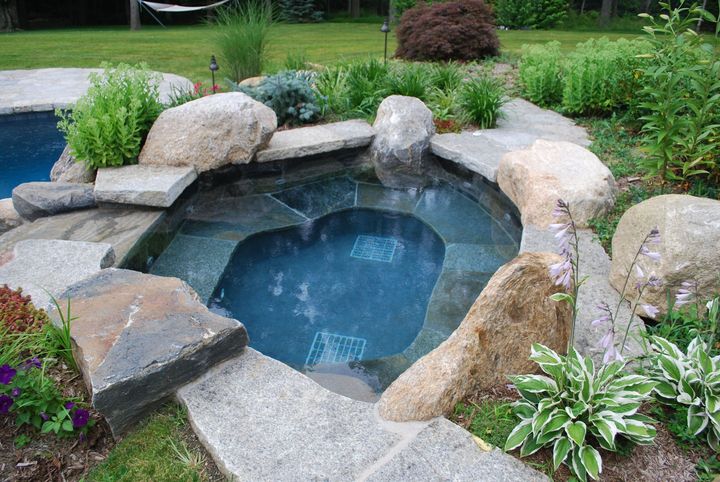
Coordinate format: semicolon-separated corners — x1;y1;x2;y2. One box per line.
519;41;563;107
505;344;657;481
56;63;162;169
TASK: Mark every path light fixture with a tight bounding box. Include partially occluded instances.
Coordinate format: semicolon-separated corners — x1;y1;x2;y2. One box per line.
380;19;390;64
209;55;219;93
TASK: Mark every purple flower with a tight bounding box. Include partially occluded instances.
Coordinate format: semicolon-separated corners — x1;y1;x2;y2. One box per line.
676;280;697;307
72;408;89;428
0;365;16;385
10;387;20;398
79;433;87;443
22;357;41;370
641;304;660;318
640;245;661;262
591;303;613;328
65;401;75;410
0;394;13;414
635;264;645;278
40;412;49;421
647;226;661;244
598;321;623;364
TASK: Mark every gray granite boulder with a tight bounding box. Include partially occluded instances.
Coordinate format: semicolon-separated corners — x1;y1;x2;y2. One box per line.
0;198;23;235
255;119;375;162
610;194;720;317
0;239;114;310
370;95;435;188
139;92;277;173
50;145;96;184
51;269;248;437
12;182;96;221
94;165;197;207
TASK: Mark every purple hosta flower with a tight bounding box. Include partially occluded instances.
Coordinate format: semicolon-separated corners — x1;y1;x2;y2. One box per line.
10;387;21;398
21;357;41;370
0;394;13;414
65;401;75;410
599;326;623;364
591;302;613;328
640;245;661;262
676;280;697;307
641;304;660;318
40;412;49;421
72;408;90;428
0;364;16;385
647;226;661;244
549;255;573;290
635;264;645;279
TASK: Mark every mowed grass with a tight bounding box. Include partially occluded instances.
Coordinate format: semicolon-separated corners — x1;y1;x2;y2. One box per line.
0;24;641;82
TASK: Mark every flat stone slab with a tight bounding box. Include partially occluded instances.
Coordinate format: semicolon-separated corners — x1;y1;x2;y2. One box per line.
255;119;375;163
52;269;248;437
0;239;114;309
0;68;192;114
178;348;547;481
12;182;96;221
430;98;590;183
94;165;197;207
271;176;356;219
0;207;164;267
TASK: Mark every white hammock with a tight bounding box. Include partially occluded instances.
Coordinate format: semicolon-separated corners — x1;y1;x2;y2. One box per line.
140;0;231;13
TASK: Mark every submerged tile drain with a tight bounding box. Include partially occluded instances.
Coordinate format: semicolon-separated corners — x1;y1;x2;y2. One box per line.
306;332;367;365
350;235;397;263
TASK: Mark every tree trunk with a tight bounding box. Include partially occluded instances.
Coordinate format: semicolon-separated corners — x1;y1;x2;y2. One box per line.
599;0;612;25
351;0;360;18
580;0;586;15
130;0;141;30
697;0;708;30
0;0;19;32
644;0;652;13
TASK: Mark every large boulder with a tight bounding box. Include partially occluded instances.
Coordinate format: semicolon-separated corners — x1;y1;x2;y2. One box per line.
0;198;23;235
378;252;572;422
497;139;616;228
12;182;96;221
50;145;96;184
139;92;277;173
50;269;249;437
610;194;720;317
370;95;435;188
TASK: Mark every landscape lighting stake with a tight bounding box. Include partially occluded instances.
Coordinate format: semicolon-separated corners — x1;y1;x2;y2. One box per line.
209;55;219;93
381;19;390;64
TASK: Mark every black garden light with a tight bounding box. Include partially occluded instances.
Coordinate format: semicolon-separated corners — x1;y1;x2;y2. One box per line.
380;19;390;64
209;55;219;93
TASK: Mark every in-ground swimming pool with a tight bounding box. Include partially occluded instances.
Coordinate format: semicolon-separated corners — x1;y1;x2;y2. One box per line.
0;112;66;198
146;174;521;400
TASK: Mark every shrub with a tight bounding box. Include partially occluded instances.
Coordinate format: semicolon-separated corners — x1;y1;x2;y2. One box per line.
638;0;720;182
518;41;564;107
0;285;48;334
430;62;463;92
562;38;650;115
395;0;500;62
505;344;657;481
386;63;431;100
495;0;569;29
344;58;390;116
314;64;350;116
427;87;460;121
458;76;506;128
56;63;162;169
214;1;274;82
235;70;321;125
278;0;323;23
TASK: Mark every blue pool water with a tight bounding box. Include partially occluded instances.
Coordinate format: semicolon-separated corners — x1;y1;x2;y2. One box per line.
209;209;445;368
0;112;66;198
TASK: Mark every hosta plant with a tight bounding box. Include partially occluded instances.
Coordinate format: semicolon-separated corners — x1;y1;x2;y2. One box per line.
650;331;720;451
505;344;657;481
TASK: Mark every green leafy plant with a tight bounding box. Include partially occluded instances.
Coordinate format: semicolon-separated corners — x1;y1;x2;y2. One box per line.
427;88;460;121
45;296;78;372
650;328;720;451
236;70;321;125
284;50;310;71
495;0;568;29
458;76;506;128
278;0;323;23
387;63;431;100
344;57;390;117
56;63;162;169
518;42;564;107
505;344;657;481
430;62;463;92
314;64;349;116
638;0;720;182
214;1;274;82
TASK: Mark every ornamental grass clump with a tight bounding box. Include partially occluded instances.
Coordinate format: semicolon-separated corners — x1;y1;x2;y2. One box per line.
56;63;162;169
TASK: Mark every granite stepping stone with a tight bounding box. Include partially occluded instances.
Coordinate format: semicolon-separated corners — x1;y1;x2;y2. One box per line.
12;181;96;221
94;165;197;208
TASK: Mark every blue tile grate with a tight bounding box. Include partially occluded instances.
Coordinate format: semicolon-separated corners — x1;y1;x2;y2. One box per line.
306;332;367;365
350;235;397;263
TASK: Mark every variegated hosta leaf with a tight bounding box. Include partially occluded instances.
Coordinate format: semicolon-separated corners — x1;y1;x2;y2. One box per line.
511;400;536;420
510;374;558;394
688;405;709;436
580;445;602;480
657;354;685;383
709;426;720;452
652;336;686;358
504;420;532;451
553;437;572;471
566;421;587;446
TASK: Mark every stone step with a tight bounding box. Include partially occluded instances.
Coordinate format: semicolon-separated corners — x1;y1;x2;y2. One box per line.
50;269;248;437
94;164;197;208
177;348;548;481
12;181;96;221
255;120;375;163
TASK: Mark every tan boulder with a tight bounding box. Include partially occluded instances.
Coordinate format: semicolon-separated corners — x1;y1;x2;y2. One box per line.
497;139;616;228
378;252;572;422
139;92;277;173
610;194;720;317
0;198;23;235
50;145;96;184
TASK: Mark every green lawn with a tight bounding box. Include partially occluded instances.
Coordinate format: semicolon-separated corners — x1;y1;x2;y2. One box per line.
0;24;641;82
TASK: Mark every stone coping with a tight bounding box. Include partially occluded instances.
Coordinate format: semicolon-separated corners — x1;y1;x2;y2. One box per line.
0;68;192;114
